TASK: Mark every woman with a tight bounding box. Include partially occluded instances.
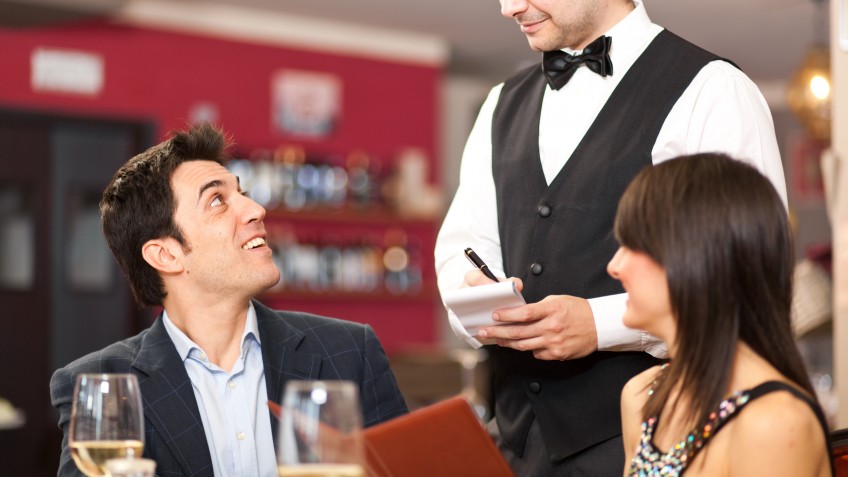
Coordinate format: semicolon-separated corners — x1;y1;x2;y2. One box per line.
609;153;833;476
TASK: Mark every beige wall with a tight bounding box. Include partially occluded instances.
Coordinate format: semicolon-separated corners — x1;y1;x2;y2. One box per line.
831;0;848;429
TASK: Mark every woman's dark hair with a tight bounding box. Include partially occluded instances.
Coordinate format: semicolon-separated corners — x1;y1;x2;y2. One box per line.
613;153;814;426
100;122;231;306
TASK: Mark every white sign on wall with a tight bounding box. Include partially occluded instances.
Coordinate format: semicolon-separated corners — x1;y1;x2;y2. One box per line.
31;48;104;96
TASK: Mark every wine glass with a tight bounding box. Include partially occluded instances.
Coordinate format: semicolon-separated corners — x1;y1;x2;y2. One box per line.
450;348;490;423
68;374;144;477
276;380;365;477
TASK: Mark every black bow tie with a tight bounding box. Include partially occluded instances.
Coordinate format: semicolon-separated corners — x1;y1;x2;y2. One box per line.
542;35;613;90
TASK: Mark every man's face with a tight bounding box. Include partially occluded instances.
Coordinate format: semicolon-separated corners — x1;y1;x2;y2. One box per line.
170;160;280;300
499;0;603;51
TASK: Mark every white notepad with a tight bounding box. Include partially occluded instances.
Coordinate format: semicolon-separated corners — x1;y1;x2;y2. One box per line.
442;281;526;338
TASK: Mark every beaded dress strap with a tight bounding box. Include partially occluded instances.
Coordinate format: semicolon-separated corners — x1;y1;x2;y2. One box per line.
630;379;832;477
630;369;756;476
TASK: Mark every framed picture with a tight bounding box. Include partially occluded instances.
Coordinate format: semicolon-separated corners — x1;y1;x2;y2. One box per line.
271;69;342;137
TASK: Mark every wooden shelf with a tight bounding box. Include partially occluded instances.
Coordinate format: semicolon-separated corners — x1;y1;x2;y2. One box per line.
260;283;438;304
265;205;436;226
260;205;439;307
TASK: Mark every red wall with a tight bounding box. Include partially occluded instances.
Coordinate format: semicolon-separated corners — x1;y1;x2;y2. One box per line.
0;19;443;353
0;20;440;160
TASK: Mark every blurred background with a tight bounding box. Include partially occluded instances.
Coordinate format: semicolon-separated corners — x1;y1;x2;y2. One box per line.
0;0;844;473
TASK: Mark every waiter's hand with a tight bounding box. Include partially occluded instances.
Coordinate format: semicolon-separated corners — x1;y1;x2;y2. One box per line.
476;294;598;360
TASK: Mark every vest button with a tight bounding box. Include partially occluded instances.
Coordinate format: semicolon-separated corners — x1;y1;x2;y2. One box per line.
530;263;543;275
538;204;551;218
528;382;541;394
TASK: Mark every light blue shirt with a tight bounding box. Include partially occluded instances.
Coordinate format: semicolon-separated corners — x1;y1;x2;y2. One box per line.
162;303;277;477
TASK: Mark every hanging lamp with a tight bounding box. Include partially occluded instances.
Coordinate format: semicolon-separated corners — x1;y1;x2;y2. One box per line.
787;0;832;142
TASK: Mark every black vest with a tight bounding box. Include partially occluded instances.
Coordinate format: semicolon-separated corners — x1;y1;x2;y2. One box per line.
490;30;725;462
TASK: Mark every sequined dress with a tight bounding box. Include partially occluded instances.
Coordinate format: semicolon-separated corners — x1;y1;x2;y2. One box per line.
628;376;830;476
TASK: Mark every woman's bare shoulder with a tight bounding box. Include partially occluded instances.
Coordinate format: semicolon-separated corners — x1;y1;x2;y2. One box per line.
728;385;828;476
624;365;664;393
622;364;665;405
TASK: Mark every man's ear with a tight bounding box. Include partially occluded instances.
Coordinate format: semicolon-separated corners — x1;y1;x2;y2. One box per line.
141;238;184;273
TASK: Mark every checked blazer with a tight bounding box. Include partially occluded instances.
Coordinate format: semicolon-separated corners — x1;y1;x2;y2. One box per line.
50;300;409;477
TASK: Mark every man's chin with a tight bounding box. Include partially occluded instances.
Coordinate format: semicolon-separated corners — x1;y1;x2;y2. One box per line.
262;274;282;292
525;31;570;53
526;37;546;52
250;271;281;297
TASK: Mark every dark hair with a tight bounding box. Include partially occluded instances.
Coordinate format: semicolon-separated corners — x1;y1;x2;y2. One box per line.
614;153;814;426
100;122;231;306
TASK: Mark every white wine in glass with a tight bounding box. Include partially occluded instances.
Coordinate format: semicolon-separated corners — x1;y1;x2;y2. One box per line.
276;380;365;477
276;464;365;477
69;374;144;477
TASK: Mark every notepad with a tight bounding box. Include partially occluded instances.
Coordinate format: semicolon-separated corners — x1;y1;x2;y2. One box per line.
442;281;526;338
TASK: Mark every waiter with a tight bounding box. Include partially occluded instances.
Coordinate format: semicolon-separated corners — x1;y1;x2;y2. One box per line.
435;0;786;475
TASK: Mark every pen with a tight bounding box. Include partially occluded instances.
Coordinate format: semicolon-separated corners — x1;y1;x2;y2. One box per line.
464;248;499;282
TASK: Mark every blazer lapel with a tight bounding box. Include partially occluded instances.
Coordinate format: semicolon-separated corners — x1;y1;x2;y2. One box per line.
254;300;323;444
133;317;212;476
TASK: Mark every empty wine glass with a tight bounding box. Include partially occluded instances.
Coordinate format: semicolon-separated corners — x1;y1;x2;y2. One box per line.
69;374;144;477
276;380;365;477
450;348;490;423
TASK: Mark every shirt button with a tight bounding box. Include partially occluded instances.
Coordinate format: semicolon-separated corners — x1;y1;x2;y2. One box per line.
228;381;237;389
198;352;207;361
530;263;543;275
237;432;246;440
538;204;551;218
528;382;541;394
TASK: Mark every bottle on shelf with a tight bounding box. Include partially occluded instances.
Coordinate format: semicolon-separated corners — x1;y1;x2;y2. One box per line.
229;143;435;301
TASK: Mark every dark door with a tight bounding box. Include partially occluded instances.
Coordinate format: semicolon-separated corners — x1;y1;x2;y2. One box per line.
0;109;153;475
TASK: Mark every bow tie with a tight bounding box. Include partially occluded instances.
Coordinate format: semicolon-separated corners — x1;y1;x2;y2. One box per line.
542;35;613;90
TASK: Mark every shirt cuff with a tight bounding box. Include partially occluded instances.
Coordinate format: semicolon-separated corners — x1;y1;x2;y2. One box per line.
447;310;486;349
589;293;667;358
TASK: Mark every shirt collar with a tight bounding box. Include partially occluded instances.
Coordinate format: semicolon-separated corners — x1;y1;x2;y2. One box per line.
162;302;261;362
561;0;656;72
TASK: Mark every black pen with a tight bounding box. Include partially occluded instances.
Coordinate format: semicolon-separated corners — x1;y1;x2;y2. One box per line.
464;248;499;282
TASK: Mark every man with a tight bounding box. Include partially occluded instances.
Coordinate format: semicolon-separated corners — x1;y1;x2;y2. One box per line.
435;0;785;475
51;123;408;477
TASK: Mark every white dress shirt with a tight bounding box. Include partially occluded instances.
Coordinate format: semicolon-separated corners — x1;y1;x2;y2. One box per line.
163;303;278;477
434;0;786;355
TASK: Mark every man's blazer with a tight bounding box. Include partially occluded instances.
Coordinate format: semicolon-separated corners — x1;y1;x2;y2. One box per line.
50;300;409;477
